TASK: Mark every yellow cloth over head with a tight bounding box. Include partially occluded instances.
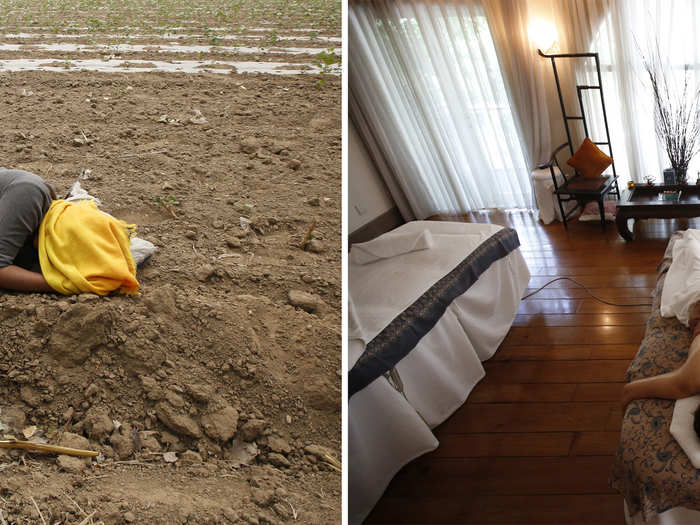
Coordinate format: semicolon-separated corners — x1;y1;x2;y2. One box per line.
38;200;139;295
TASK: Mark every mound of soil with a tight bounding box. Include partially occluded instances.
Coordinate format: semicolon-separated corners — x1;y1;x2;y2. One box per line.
0;70;340;524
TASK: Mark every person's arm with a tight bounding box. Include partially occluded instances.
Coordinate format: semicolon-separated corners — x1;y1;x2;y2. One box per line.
0;264;53;292
621;367;695;411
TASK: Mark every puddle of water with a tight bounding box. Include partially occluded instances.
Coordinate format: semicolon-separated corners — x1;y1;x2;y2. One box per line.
0;42;335;55
0;58;338;75
0;31;340;43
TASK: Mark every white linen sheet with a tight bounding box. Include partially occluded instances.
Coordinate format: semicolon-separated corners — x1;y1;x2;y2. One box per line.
349;220;503;345
348;221;530;524
660;229;700;326
349;229;434;265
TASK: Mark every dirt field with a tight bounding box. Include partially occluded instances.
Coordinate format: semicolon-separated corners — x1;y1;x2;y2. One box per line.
0;1;341;524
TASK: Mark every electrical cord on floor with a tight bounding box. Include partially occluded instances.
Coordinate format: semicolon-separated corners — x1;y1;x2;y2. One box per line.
522;276;653;307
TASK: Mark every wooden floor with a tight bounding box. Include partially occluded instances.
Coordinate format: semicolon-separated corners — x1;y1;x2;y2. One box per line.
365;212;700;525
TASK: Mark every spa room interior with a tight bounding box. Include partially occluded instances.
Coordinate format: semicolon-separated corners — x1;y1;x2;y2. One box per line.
347;0;700;523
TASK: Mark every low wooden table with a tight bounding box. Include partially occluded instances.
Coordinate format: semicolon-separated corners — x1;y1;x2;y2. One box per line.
616;184;700;240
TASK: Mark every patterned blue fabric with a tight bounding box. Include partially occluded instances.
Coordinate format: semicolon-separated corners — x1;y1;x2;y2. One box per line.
348;227;520;398
610;241;699;520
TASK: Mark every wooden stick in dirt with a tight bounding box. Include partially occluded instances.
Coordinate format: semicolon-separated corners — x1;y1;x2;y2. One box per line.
322;453;341;472
0;440;98;457
300;218;317;249
29;495;46;525
76;511;97;525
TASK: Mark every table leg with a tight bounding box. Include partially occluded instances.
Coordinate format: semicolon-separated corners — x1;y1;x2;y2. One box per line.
616;211;634;241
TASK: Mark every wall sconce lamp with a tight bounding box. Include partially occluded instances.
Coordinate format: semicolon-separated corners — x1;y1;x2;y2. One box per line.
528;19;559;55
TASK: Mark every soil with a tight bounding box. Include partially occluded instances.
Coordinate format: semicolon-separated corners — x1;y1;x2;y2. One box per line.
0;31;341;525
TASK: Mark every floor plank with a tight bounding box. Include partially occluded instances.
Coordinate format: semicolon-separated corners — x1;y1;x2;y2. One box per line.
502;325;645;345
368;494;624;524
482;360;630;383
513;313;650;327
571;431;621;455
493;344;640;361
365;210;670;524
384;456;617;497
429;433;574;457
438;402;618;433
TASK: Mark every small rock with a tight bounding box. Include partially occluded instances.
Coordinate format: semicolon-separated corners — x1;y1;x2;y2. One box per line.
180;449;202;465
20;385;40;407
267;453;291;468
123;511;136;523
109;432;133;460
306;197;320;206
288;290;326;314
2;407;26;430
273;502;292;520
223;508;239;523
201;405;239;442
57;455;87;473
156;402;202;438
58;432;90;451
195;264;216;282
212;218;225;229
165;391;185;408
186;383;213;403
85;383;99;397
301;275;313;284
162;182;174;191
240;137;260;154
226;238;242;249
287;159;301;170
138;431;162;452
84;408;115;442
267;436;292;455
140;375;163;401
306;239;325;253
163;451;178;463
251;488;275;507
238;419;267;442
160;431;180;447
184;230;197;240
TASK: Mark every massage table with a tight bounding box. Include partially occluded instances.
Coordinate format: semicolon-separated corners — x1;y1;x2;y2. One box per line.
612;232;700;524
348;220;530;524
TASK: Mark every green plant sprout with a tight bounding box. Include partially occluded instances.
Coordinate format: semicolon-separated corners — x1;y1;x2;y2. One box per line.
155;195;180;218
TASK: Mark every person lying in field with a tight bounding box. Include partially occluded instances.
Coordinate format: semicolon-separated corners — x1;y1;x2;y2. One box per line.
0;168;56;292
0;167;139;295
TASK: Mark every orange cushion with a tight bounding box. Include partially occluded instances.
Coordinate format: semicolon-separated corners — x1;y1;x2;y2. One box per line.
567;138;613;179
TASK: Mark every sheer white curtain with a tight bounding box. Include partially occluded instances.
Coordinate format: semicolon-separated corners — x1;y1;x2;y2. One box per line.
558;0;700;184
349;0;534;219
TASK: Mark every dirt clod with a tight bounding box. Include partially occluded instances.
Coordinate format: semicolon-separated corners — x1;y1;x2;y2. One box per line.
288;290;327;314
201;405;238;442
155;403;202;438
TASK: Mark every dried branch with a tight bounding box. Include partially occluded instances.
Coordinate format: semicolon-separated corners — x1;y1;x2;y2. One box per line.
641;40;700;183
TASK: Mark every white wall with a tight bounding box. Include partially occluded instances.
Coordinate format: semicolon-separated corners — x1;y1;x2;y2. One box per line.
348;120;395;232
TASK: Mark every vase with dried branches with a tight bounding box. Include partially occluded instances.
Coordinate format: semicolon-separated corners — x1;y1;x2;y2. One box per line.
642;48;700;185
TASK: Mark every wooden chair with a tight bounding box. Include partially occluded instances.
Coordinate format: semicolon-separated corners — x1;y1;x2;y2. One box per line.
539;142;620;230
